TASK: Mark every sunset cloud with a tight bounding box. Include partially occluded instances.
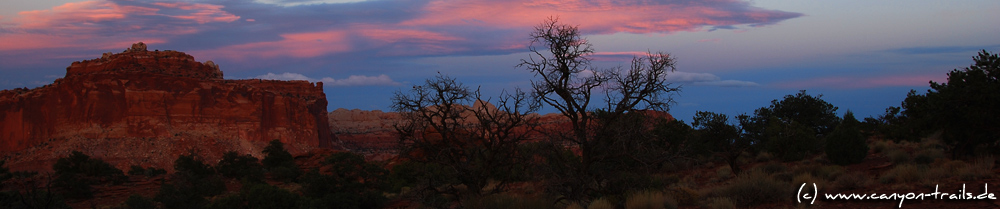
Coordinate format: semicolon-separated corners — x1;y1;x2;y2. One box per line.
0;0;239;52
664;71;759;87
0;0;799;61
255;73;401;86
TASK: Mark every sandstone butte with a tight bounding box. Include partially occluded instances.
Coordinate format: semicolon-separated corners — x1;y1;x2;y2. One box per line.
0;42;333;172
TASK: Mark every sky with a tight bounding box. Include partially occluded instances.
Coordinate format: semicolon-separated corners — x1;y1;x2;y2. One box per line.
1;0;999;122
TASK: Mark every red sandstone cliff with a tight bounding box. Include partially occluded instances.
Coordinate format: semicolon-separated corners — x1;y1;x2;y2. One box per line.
0;43;333;171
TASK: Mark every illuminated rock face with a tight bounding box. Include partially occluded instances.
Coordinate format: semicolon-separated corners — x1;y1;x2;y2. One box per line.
0;43;332;171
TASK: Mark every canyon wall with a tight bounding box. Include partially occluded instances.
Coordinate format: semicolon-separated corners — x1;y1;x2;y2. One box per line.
0;43;332;171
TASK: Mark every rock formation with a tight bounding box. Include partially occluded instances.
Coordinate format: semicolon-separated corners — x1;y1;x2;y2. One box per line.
0;43;333;171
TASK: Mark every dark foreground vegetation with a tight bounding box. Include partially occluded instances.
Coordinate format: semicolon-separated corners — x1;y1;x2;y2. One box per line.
1;18;997;209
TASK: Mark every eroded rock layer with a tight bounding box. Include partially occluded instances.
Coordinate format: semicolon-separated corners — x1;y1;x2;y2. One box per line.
0;43;332;171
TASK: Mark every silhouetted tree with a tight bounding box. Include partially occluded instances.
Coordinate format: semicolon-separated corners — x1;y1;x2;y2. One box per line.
826;111;868;165
691;111;748;175
901;50;1000;157
299;152;388;209
740;90;837;159
216;151;264;181
157;153;225;209
52;151;125;199
517;17;680;202
262;140;300;182
391;74;538;204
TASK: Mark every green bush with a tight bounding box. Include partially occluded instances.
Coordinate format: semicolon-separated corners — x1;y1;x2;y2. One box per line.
263;140;295;168
898;50;1000;157
825;111;869;165
216;151;264;181
174;154;215;178
298;152;389;209
764;119;818;161
52;151;126;199
156;183;208;209
262;140;300;182
156;153;227;209
206;183;302;209
128;165;146;176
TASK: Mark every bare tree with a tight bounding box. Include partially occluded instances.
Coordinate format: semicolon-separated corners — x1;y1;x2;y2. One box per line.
518;17;680;202
391;74;538;205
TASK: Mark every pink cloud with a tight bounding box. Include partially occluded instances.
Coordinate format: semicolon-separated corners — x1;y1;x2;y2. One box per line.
774;74;945;89
0;0;238;52
151;2;240;24
402;0;799;34
196;30;351;60
354;25;466;56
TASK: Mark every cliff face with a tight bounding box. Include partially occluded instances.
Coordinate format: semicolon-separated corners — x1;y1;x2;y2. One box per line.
0;43;332;171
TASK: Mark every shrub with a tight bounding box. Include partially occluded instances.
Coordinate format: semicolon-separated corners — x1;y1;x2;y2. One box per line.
663;187;699;206
764;119;819;161
792;173;826;192
913;149;944;165
157;153;226;209
825;111;869;165
832;171;871;192
216;151;264;181
299;152;390;209
174;154;215;178
887;149;910;164
262;140;300;182
871;140;890;154
263;140;295;168
624;190;677;209
957;157;994;181
715;166;731;180
566;202;586;209
125;194;157;209
1;188;70;209
711;169;789;207
156;183;209;209
206;183;302;209
129;165;146;176
146;167;167;177
463;194;555;209
587;197;614;209
755;152;774;162
758;162;787;175
52;151;126;199
706;197;736;209
793;164;843;181
879;164;922;184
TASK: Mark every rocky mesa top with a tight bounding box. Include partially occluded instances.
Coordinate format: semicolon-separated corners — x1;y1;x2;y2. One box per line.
65;42;224;80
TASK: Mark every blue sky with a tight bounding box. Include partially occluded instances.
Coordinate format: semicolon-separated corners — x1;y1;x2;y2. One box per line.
1;0;998;121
